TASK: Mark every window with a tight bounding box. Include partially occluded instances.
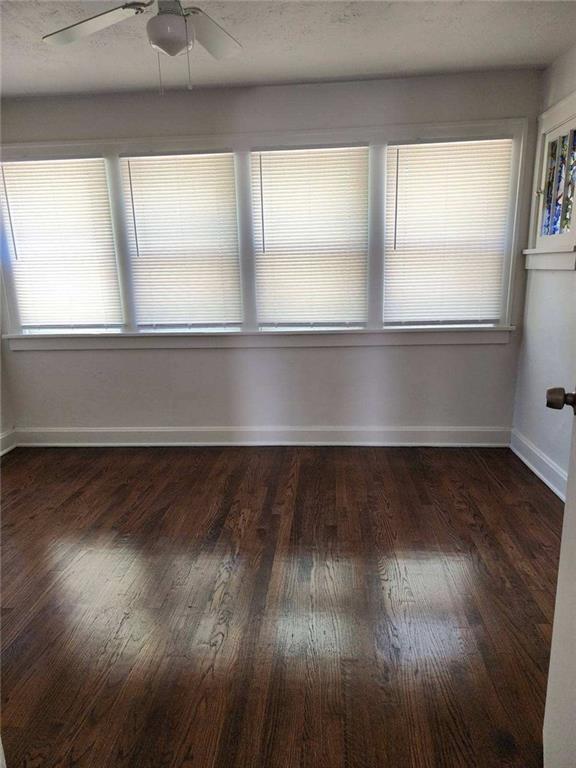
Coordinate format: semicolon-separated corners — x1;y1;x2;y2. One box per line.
540;128;575;237
121;153;241;328
0;158;122;328
1;126;521;343
251;147;369;328
383;139;513;325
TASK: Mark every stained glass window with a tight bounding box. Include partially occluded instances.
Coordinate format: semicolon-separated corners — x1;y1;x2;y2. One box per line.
552;135;569;235
542;139;558;235
542;130;575;236
561;130;575;233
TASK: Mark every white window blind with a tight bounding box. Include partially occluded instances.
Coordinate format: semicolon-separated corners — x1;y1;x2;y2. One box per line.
383;139;513;325
0;158;122;328
251;147;369;327
121;153;241;327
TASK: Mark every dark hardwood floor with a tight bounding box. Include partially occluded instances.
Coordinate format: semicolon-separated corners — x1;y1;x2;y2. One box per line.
1;446;564;768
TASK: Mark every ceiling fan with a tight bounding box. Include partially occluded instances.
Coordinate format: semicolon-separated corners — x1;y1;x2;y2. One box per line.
42;0;242;60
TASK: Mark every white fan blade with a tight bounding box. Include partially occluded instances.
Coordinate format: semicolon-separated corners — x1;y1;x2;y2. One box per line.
43;4;142;46
190;9;241;60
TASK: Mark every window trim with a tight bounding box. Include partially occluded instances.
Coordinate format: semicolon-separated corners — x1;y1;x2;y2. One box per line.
250;144;371;328
117;151;243;332
4;326;514;351
1;155;126;330
382;137;520;327
1;117;527;347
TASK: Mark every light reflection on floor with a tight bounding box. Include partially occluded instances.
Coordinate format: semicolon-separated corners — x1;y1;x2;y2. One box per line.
51;538;477;672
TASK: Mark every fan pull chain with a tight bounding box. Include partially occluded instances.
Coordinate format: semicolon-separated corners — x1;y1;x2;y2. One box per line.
185;17;194;90
157;52;164;96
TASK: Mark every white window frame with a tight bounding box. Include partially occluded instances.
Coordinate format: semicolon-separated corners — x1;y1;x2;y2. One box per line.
1;117;526;350
524;90;576;270
118;148;243;330
250;142;371;331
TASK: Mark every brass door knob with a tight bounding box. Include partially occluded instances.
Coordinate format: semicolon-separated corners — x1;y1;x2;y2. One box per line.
546;387;576;413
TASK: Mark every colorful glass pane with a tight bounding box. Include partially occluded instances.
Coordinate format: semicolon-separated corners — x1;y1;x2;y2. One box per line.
551;134;569;235
542;139;558;235
561;130;576;233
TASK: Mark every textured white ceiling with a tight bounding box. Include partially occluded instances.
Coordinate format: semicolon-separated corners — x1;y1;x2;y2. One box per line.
2;1;576;96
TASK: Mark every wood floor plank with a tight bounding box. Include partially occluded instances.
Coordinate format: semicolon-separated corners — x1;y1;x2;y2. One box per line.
1;446;564;768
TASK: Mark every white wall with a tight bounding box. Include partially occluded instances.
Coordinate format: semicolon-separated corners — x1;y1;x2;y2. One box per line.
2;70;541;144
512;45;576;498
0;348;14;447
5;342;518;444
512;272;576;497
543;43;576;111
0;70;541;447
0;279;15;453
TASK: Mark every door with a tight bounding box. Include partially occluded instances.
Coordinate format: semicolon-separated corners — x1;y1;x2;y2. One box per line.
544;388;576;767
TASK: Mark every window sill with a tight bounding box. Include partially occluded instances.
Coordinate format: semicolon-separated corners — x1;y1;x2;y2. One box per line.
4;326;515;351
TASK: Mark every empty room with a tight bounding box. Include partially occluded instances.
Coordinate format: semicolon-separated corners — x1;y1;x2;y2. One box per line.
1;1;576;766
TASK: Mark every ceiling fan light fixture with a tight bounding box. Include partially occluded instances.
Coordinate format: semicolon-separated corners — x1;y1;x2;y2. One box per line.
42;1;242;63
146;13;191;57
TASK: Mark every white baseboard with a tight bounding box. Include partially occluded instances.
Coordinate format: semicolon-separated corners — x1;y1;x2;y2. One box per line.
8;425;511;449
0;430;16;456
510;429;568;501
